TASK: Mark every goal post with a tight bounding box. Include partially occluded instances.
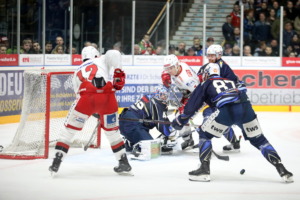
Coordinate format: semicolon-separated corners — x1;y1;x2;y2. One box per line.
0;69;101;160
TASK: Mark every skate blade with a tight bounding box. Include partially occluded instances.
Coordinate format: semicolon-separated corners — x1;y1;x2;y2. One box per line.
189;174;210;182
282;175;294;183
116;171;134;176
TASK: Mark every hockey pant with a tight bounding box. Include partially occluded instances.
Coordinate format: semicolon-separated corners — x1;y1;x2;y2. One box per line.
198;102;282;165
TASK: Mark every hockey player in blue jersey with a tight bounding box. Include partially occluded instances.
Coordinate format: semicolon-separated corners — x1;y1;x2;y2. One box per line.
119;85;175;155
172;63;293;183
198;44;245;152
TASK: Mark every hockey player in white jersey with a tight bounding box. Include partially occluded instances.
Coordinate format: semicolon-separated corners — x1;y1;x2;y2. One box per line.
49;46;132;175
161;54;199;150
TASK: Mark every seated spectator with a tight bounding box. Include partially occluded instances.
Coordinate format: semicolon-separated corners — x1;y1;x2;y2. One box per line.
84;41;92;47
175;42;187;56
283;21;296;48
155;46;164;55
168;44;176;55
290;33;300;55
270;39;279;56
52;36;66;53
32;41;42;54
255;2;269;20
283;45;294;57
206;37;214;48
253;12;271;43
233;27;241;46
267;8;277;25
271;9;291;40
45;41;53;54
286;1;297;21
143;46;155;55
254;41;267;56
134;44;141;55
20;40;32;54
232;45;240;56
223;44;233;56
52;45;64;54
222;15;235;44
260;45;276;56
191;36;203;56
138;34;155;53
0;36;13;53
293;13;300;35
230;3;241;28
0;44;7;54
243;45;253;56
271;1;280;18
186;47;196;56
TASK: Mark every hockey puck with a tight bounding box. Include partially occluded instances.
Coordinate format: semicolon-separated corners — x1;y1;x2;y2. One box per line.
240;169;245;175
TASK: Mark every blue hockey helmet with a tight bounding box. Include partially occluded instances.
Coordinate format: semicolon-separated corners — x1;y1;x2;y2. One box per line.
154;85;169;102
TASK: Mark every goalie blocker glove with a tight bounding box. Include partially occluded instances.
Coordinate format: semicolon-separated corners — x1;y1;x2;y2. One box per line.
113;68;125;90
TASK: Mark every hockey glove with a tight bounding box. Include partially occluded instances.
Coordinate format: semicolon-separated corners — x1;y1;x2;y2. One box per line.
113;68;125;90
161;70;171;88
236;80;247;92
172;114;189;130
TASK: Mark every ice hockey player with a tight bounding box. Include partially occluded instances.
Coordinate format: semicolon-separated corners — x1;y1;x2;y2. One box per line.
119;85;177;155
49;46;132;175
172;63;293;183
197;44;245;152
161;54;199;150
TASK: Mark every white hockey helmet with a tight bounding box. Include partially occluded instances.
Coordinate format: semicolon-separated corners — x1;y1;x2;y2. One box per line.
206;44;223;57
81;46;100;61
154;85;169;102
202;63;220;81
163;54;179;71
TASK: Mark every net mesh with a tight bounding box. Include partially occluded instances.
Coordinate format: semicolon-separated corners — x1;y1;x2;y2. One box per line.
0;69;100;159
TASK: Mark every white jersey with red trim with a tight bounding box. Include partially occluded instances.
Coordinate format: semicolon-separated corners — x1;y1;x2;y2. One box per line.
171;62;199;93
72;50;122;93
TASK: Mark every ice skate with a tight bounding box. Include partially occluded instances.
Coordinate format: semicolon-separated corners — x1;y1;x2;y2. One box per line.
275;163;293;183
181;137;194;150
223;138;240;153
49;152;63;176
189;161;210;182
114;153;133;176
161;145;173;155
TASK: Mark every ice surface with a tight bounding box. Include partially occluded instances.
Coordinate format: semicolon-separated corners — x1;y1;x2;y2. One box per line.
0;112;300;200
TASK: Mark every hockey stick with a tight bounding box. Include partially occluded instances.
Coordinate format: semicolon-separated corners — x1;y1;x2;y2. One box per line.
192;144;229;161
84;119;100;151
119;117;199;127
170;86;183;107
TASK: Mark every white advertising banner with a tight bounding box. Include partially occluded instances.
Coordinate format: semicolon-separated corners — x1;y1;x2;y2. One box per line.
45;54;71;65
242;57;281;67
19;54;44;66
133;55;165;65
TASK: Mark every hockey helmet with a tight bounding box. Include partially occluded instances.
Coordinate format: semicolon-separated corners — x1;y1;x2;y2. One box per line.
154;85;169;102
202;63;220;81
163;54;179;73
81;46;100;61
206;44;223;57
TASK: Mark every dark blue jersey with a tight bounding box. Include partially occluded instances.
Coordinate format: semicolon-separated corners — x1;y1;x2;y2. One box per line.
198;58;238;83
129;95;171;135
182;76;247;119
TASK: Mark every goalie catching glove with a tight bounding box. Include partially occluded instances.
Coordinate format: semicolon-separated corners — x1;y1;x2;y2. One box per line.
113;68;125;90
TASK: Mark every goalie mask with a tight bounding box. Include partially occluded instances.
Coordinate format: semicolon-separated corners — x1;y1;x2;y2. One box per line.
163;54;180;75
81;46;100;62
153;85;169;102
202;63;220;82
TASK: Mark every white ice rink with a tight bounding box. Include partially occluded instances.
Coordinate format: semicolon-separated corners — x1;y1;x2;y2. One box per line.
0;112;300;200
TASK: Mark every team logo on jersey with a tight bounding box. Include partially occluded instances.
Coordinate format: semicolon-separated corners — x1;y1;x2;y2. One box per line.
186;69;192;77
75;117;85;123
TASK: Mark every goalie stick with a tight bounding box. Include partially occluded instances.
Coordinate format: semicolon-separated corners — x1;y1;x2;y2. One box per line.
192;144;229;161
